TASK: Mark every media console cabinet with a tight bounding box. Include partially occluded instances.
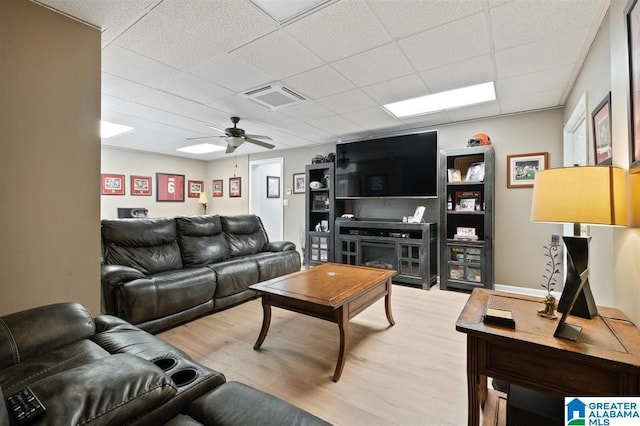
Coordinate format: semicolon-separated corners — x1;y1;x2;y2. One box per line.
334;219;437;289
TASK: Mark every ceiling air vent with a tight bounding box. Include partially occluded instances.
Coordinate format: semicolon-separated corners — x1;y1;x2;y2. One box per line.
244;84;305;110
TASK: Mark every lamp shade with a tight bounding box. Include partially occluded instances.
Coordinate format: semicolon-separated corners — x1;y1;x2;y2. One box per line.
198;191;208;204
531;166;627;226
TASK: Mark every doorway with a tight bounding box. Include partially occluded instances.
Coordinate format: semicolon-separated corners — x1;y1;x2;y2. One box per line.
249;157;283;241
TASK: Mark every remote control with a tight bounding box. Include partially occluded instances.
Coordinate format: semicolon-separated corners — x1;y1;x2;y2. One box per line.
6;387;46;424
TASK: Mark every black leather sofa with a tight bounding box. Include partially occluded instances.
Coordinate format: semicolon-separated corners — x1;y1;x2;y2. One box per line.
101;214;300;332
0;302;330;425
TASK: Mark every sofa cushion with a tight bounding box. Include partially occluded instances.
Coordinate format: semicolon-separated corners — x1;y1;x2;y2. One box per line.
220;215;268;257
117;268;216;325
102;218;182;275
252;251;301;282
176;216;230;267
0;302;95;371
207;259;259;299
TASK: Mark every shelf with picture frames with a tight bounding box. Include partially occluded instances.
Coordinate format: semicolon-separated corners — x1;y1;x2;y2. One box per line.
439;146;495;292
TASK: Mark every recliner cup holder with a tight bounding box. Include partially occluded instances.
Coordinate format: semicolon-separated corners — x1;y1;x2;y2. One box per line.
171;368;198;387
153;357;177;371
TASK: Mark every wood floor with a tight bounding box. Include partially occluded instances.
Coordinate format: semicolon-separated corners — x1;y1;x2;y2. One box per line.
158;284;472;425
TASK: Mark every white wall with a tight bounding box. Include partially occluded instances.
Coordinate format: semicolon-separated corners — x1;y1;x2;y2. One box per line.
101;147;207;218
0;1;101;315
250;158;283;240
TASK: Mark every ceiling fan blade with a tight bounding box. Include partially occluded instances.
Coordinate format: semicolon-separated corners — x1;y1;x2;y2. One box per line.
225;144;236;154
245;137;275;149
206;124;227;133
245;133;272;141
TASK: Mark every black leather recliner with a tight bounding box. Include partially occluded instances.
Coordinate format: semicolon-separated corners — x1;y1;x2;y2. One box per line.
101;214;300;333
0;302;330;425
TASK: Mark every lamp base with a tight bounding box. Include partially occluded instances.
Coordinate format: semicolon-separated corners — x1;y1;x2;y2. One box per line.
557;236;597;319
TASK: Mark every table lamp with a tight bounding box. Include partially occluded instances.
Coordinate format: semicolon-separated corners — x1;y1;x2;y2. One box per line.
530;165;627;340
198;191;208;214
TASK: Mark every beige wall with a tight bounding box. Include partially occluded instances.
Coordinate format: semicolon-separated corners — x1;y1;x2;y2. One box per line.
101;147;208;218
0;1;101;315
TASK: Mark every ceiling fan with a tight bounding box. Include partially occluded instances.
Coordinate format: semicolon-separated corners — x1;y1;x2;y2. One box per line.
187;116;275;153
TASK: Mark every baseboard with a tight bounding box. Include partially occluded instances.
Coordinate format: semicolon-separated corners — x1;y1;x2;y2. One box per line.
494;283;561;299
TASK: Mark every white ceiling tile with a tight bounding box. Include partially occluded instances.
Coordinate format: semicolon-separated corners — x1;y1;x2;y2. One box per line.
399;13;491;71
316;89;378;114
151;0;277;53
362;74;429;105
279;102;335;122
190;53;272;92
495;31;587;79
343;107;408;132
444;101;502;123
279;122;337;143
102;94;127;112
285;0;392;62
310;115;367;137
112;13;216;70
500;89;564;114
399;111;450;128
102;72;152;100
282;66;355;99
102;44;181;87
159;73;233;104
130;90;205;117
367;0;484;38
113;101;184;124
490;0;606;51
420;54;496;93
231;30;323;79
333;43;414;87
497;64;574;99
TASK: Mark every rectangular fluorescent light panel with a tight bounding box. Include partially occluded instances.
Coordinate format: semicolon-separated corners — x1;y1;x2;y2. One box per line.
177;143;225;154
384;82;496;118
100;120;134;138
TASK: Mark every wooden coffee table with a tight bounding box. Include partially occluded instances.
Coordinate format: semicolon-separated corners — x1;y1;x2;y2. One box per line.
250;263;396;382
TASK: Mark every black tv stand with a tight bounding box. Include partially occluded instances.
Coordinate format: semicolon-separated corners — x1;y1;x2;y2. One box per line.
335;219;437;289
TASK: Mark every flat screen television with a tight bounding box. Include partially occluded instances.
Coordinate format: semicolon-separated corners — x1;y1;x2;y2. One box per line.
335;131;438;198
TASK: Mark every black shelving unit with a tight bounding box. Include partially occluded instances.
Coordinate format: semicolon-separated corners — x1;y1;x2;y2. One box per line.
439;146;494;291
305;162;342;267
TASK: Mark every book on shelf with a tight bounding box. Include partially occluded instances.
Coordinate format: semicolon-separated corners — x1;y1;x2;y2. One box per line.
454;234;479;241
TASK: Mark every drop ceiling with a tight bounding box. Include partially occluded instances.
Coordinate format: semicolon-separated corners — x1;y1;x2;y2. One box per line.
35;0;609;160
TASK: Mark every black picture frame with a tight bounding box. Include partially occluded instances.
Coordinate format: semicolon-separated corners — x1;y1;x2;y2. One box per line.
591;92;612;165
267;176;280;198
156;172;185;202
626;0;640;171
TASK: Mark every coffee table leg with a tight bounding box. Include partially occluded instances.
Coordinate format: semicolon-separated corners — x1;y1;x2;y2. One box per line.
385;278;395;326
332;307;348;382
253;296;271;350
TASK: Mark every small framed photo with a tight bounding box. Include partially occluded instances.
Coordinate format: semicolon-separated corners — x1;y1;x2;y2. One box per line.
156;172;185;202
455;191;481;211
411;206;425;223
448;168;462;182
229;177;241;198
188;180;204;198
101;173;125;195
465;162;485;182
267;176;280;198
130;175;151;196
592;92;612;165
507;152;548;188
212;179;223;197
457;198;476;212
293;173;306;194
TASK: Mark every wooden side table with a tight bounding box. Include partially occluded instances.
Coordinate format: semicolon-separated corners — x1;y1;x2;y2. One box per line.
456;289;640;426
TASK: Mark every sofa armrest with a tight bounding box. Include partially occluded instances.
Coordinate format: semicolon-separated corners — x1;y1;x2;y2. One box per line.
0;303;95;370
28;353;176;425
263;241;296;252
94;314;131;333
102;264;145;287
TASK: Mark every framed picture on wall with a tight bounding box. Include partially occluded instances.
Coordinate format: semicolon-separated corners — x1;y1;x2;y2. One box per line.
626;0;640;171
156;173;185;202
267;176;280;198
293;173;305;194
130;175;151;196
592;92;612;165
101;173;125;195
229;177;241;198
506;152;548;188
188;180;204;198
212;179;223;197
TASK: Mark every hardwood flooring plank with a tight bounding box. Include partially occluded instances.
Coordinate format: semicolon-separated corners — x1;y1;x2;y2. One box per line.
159;284;471;425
